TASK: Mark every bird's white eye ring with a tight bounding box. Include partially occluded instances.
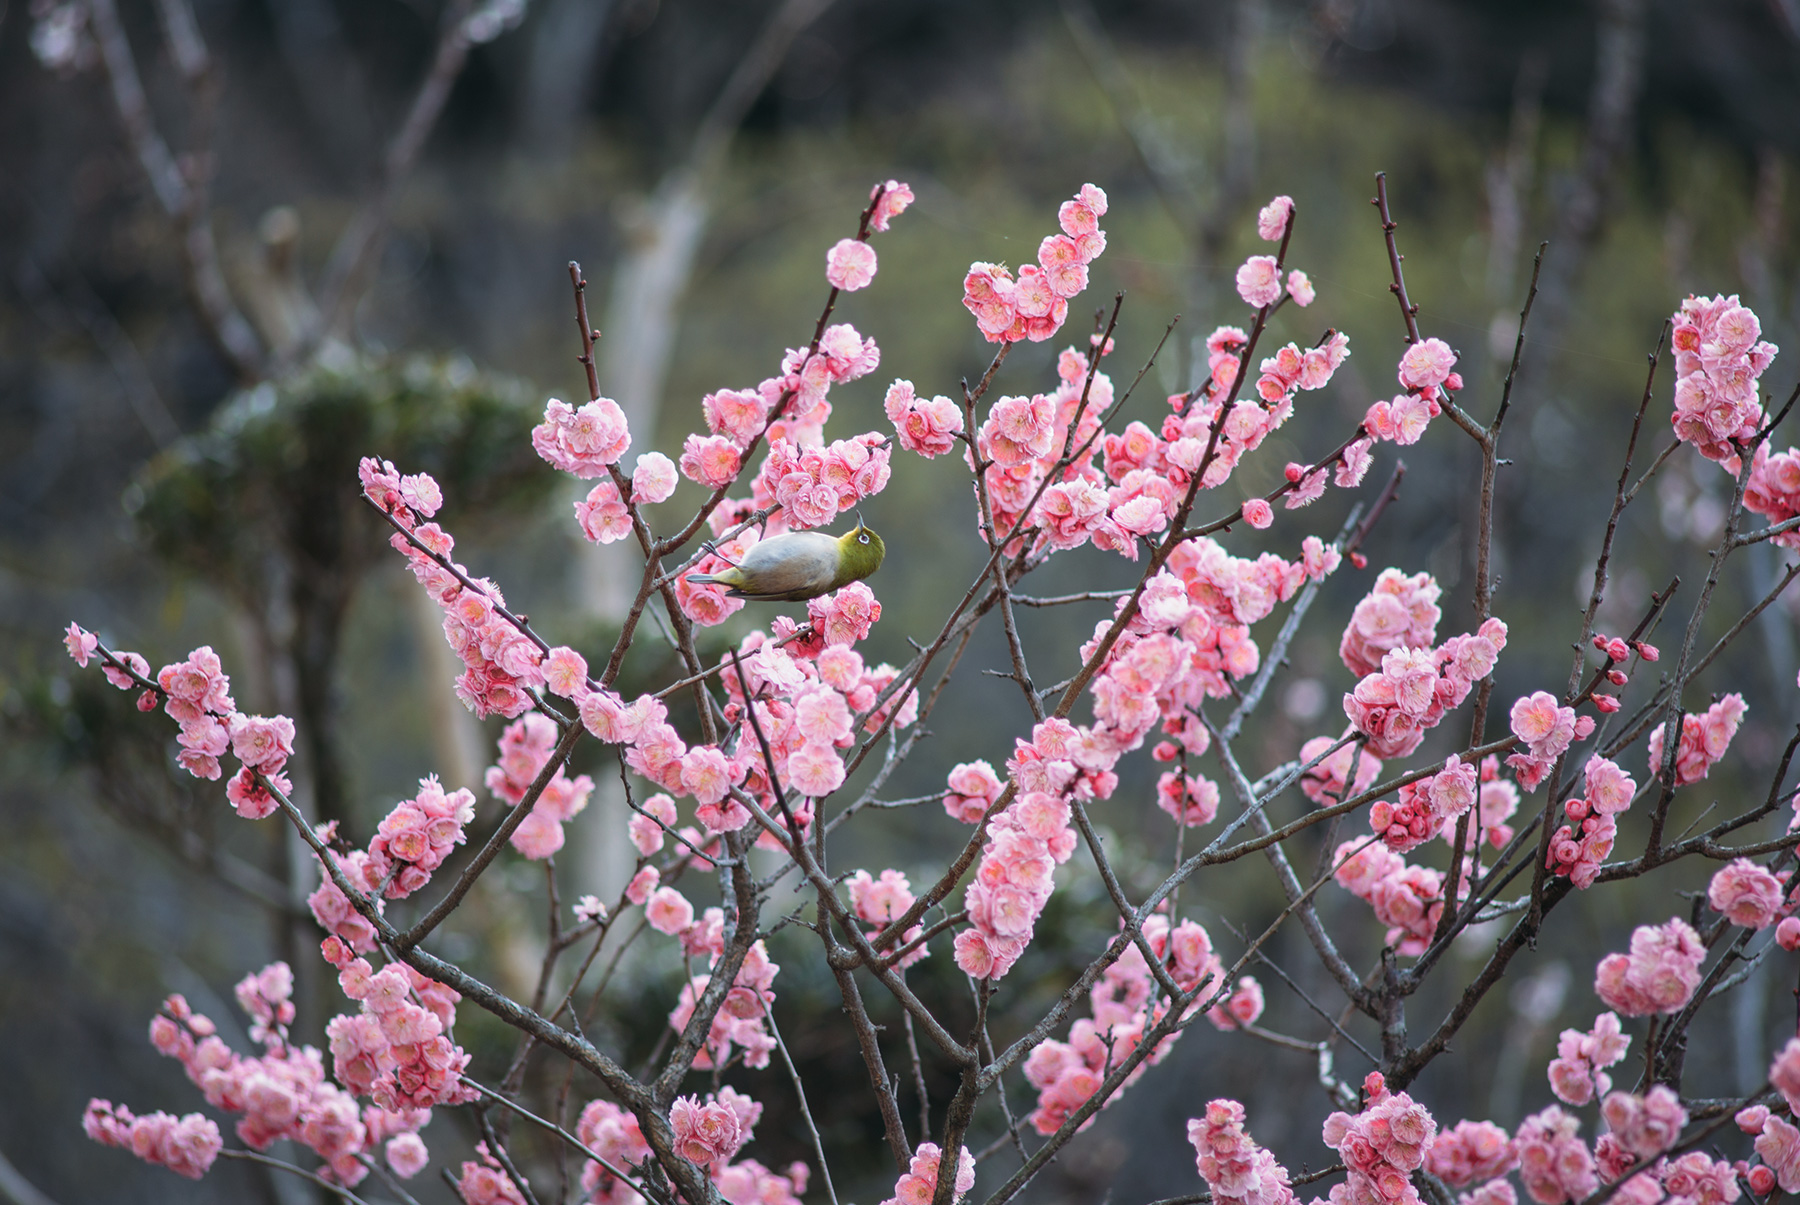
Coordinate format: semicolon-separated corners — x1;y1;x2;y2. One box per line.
858;533;869;544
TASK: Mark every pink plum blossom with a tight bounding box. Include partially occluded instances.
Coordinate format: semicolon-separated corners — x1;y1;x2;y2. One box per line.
1236;255;1282;308
533;397;630;477
826;237;877;290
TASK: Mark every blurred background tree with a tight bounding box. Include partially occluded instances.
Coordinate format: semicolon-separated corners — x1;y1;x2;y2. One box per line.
2;1;1798;1202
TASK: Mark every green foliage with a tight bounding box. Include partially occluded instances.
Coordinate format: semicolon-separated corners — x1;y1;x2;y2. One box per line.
126;353;555;601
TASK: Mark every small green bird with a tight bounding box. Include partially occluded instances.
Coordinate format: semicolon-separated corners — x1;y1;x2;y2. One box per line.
686;516;886;601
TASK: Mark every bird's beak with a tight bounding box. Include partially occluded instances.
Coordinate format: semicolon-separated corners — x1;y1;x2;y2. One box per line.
855;509;865;531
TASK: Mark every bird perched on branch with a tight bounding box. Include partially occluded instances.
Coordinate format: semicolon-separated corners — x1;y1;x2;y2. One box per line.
686;516;885;602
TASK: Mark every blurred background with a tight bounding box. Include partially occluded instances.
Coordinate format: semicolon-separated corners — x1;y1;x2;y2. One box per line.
3;0;1800;1202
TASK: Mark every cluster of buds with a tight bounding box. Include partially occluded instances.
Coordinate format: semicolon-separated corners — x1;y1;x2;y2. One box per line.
1587;632;1657;714
1546;756;1637;888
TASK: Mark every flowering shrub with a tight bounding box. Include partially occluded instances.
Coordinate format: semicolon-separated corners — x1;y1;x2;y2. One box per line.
61;172;1800;1205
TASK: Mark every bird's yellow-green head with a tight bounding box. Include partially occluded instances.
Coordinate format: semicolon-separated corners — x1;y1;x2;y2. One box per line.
831;516;885;590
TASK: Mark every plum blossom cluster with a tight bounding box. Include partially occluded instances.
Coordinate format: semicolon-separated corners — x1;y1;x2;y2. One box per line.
962;184;1107;344
1738;1101;1800;1196
1595;1086;1687;1180
1368;755;1476;854
1319;1072;1438;1205
82;1103;221;1181
1743;443;1800;550
1515;1106;1598;1205
1546;756;1637;889
1158;767;1222;828
1023;913;1222;1134
574;451;675;545
456;1147;527;1205
1437;754;1521;855
824;179;913;291
1331;837;1460;956
670;1089;755;1168
709;621;912;807
570;621;910;852
1155;325;1352;510
574;1099;650;1204
1668;293;1778;470
1361;336;1462;449
1188;1098;1297;1205
1610;1153;1740;1205
1298;736;1383;807
880;1142;976;1205
884;378;964;459
750;431;893;532
1426;1120;1518;1187
1206;976;1266;1030
63;628;299;819
1547;1011;1629;1106
1085;542;1337;775
943;758;1005;823
662;912;782;1071
1646;693;1746;786
640;1089;807;1205
1339;569;1441;678
1706;857;1788;929
968;345;1113;550
325;953;477;1116
485;711;594;859
361;458;546;719
532;395;630;477
1594;917;1706;1016
96;967;437;1187
1505;691;1595;793
299;776;475;961
957;752;1081;979
847;868;930;969
1342;615;1509;761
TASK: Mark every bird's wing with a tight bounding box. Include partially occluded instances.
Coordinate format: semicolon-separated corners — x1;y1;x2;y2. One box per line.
731;533;840;599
